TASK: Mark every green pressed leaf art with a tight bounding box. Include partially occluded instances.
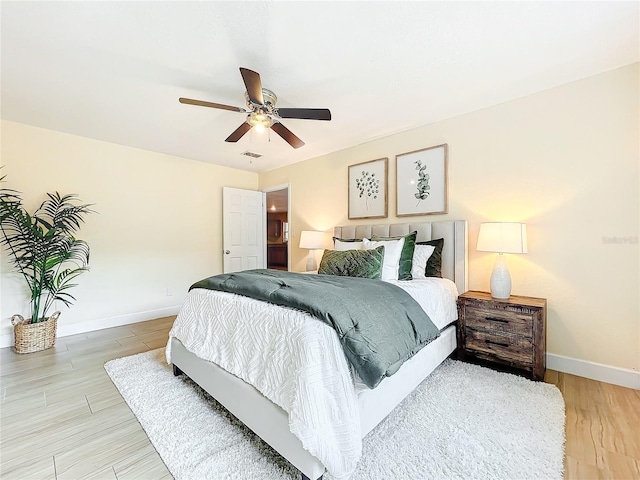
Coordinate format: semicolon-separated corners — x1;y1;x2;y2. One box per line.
396;144;446;216
348;157;387;220
354;170;380;210
414;159;430;206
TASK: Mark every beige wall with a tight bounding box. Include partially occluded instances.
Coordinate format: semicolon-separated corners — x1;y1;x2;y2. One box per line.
0;120;258;339
1;64;637;374
260;63;640;372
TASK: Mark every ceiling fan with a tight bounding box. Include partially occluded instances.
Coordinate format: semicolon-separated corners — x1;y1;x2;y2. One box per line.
179;67;332;149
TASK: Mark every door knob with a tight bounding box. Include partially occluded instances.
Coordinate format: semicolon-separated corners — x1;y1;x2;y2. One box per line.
225;250;230;254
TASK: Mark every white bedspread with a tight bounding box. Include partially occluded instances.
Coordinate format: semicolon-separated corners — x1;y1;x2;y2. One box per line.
385;278;458;330
166;277;457;479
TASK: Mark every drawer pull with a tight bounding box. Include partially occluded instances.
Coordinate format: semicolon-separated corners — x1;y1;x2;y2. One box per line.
486;339;510;348
485;316;509;324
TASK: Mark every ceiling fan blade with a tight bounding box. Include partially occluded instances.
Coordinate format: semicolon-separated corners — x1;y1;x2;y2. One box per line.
179;97;245;113
239;67;264;105
225;122;252;143
271;122;305;149
276;108;332;121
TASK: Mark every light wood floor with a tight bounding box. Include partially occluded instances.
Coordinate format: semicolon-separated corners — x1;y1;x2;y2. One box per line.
1;316;638;480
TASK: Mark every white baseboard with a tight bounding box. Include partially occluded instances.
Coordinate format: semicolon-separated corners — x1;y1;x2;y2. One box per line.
0;305;181;348
547;353;640;390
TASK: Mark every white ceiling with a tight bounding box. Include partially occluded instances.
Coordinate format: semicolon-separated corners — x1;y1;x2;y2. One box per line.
1;2;638;173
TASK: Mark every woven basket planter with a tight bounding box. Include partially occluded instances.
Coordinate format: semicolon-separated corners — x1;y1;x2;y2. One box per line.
11;311;60;354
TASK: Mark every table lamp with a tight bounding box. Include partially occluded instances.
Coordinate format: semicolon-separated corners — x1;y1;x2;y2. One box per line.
476;222;528;299
299;230;325;271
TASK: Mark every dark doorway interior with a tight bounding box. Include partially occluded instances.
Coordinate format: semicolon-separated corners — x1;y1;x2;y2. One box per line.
266;188;288;270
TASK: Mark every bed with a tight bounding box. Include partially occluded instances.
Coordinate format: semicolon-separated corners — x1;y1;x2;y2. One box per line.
167;220;468;480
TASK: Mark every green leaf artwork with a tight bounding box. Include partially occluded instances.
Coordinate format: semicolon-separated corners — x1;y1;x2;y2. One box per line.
414;160;430;206
355;170;380;210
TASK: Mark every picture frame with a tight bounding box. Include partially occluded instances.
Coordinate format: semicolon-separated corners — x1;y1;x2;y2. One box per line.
348;157;388;219
396;144;448;217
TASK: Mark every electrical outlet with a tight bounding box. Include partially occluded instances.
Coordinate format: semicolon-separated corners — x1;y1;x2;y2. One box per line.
166;287;173;297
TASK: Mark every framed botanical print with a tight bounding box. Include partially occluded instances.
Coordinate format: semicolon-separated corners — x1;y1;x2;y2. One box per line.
396;144;448;216
348;157;388;219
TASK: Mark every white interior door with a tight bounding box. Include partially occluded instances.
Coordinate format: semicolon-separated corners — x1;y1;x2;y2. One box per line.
223;187;266;273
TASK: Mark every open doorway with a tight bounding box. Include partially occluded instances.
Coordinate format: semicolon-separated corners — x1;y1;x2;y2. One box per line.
265;186;289;271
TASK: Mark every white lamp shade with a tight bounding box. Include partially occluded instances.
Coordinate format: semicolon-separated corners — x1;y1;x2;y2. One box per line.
299;230;325;250
477;222;528;254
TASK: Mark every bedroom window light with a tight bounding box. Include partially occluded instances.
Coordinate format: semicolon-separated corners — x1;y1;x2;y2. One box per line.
476;222;528;299
299;230;325;271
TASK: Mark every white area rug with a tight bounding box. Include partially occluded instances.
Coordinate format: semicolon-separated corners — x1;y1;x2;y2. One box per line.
105;349;565;480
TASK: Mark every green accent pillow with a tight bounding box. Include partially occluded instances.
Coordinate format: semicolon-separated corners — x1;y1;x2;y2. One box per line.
416;238;444;277
332;237;364;251
318;246;385;279
332;236;363;243
371;231;417;281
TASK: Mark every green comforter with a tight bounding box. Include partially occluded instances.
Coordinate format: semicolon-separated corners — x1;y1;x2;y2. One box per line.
190;269;440;388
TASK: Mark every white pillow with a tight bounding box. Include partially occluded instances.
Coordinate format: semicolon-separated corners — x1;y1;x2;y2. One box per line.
363;237;405;281
411;244;436;279
334;239;365;251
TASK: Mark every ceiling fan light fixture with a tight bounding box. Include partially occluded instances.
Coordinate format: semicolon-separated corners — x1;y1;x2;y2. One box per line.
247;112;273;132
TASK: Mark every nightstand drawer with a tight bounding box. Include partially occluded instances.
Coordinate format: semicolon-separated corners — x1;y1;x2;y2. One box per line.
465;329;533;365
464;306;533;338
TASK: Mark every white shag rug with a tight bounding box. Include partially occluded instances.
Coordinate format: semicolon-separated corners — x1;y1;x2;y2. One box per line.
105;349;565;480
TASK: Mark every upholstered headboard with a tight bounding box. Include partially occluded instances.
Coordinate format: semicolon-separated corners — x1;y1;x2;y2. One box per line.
333;220;468;294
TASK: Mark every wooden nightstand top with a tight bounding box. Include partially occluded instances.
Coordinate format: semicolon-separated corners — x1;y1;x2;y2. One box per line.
459;290;546;309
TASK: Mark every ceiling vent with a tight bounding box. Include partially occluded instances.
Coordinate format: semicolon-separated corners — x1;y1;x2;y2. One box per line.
241;151;262;158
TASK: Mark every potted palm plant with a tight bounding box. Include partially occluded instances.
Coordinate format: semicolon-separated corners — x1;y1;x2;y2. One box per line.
0;175;94;353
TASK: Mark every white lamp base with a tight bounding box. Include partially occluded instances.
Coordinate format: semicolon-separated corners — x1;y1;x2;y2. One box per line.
305;251;317;272
490;254;511;299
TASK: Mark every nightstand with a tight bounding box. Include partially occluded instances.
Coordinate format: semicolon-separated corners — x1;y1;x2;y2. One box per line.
457;291;547;381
